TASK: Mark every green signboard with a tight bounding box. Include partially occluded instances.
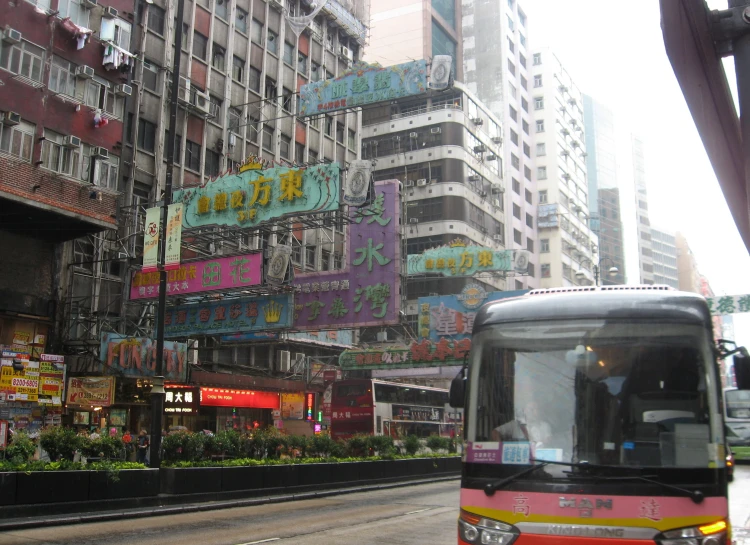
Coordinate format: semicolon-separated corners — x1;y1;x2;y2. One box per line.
338;339;471;370
706;293;750;316
407;241;530;277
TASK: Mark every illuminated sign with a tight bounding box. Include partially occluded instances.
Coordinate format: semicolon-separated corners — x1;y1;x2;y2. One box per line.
338;339;471;370
164;385;199;414
172;161;340;229
299;60;427;117
199;387;280;409
305;392;315;421
99;334;188;382
407;240;529;277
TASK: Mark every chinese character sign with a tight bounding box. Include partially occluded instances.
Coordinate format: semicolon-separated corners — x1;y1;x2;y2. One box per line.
294;180;401;329
407;244;530;277
162;294;293;338
164;203;183;270
130;252;262;300
172;163;340;229
142;207;161;273
0;351;38;401
66;376;116;407
164;385;199;414
338;338;472;370
299;60;428;116
99;334;188;382
705;293;750;316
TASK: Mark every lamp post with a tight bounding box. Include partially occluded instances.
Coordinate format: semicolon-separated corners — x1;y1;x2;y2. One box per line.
575;257;619;286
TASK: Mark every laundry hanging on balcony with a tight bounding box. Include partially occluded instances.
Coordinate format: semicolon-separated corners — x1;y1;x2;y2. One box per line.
59;17;93;50
286;0;330;38
93;109;109;129
102;42;133;73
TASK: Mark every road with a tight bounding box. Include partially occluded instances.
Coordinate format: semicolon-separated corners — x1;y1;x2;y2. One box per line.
1;467;749;545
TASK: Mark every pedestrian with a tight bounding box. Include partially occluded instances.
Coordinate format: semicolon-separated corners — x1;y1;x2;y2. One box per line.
136;429;149;464
89;427;100;440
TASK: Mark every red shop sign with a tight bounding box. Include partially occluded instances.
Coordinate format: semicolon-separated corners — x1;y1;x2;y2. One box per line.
199;387;280;409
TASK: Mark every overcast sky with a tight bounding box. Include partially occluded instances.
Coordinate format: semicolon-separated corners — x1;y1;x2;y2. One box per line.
521;0;750;345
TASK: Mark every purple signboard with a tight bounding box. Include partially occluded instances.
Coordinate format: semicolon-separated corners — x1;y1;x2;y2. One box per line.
129;252;262;300
293;180;400;329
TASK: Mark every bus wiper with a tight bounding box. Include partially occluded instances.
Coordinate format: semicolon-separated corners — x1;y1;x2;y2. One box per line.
484;462;548;497
560;472;705;505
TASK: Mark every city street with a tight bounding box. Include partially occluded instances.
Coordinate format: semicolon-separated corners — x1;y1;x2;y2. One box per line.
2;468;750;545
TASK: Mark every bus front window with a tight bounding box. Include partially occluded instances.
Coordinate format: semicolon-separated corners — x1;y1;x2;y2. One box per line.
467;320;722;470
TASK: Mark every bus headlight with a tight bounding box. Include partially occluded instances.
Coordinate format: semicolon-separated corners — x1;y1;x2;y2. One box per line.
459;511;518;545
657;520;728;545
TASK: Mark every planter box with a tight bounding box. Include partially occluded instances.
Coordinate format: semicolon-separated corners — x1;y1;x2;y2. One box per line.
445;457;461;472
329;462;359;484
160;467;222;495
297;463;332;486
0;472;16;506
16;470;90;504
89;469;159;500
221;466;264;492
263;464;299;489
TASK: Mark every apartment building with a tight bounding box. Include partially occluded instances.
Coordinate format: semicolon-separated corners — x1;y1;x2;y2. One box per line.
632;135;655;284
650;227;679;288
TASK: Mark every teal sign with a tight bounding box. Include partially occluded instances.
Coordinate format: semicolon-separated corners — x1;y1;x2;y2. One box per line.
299;60;427;117
407;242;530;277
173;162;340;228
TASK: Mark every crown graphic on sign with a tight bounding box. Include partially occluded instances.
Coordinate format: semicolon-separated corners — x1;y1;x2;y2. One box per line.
238;155;266;172
448;238;467;248
263;301;283;323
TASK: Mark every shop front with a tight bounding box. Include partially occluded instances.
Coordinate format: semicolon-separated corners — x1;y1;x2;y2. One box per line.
199;388;280;433
164;384;200;431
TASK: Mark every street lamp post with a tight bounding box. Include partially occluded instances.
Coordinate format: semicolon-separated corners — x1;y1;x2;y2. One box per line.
575;258;619;286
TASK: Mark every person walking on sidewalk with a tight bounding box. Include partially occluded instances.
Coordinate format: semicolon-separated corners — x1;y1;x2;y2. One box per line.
136;429;149;464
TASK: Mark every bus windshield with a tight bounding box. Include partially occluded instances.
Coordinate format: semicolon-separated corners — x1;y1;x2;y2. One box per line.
725;388;750;420
467;319;723;470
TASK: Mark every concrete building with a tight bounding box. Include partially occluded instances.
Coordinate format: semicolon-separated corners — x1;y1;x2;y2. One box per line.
675;231;702;294
632;136;655;284
650;227;679;288
529;49;598;287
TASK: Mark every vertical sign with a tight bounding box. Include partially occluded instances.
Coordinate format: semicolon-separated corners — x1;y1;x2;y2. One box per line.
142;207;161;273
165;203;183;270
305;392;315;421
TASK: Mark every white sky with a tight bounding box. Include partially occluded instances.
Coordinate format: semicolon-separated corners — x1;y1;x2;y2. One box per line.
522;0;750;345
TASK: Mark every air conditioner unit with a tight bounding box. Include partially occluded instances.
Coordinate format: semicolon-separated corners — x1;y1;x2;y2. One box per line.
376;331;388;342
468;175;480;182
176;77;191;105
81;0;97;8
430;127;442;134
480;191;488;198
2;28;21;44
491;136;503;144
416;178;428;186
405;180;414;187
269;0;285;11
2;112;21;126
492;198;501;208
75;65;95;79
491;185;503;194
472;117;484;126
114;84;132;96
409;218;419;223
486;154;498;161
192;89;211;115
91;146;109;159
339;45;353;61
278;350;291;373
103;5;118;18
409;132;418;138
62;135;81;148
473;144;487;153
493;234;503;242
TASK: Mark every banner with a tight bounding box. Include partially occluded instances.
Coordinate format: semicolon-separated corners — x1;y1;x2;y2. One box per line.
162;294;293;338
100;334;188;382
130;252;262;300
66;376;115;407
266;244;291;285
343;160;371;206
38;354;65;406
142;206;160;272
165;203;183;270
339;339;471;370
293;180;401;329
407;241;530;276
705;293;750;316
172;161;340;229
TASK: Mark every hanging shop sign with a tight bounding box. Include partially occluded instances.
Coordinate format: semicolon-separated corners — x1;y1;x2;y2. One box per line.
172;160;340;229
305;392;315;421
199;387;280;409
343;160;371;206
164;384;199;414
417;287;528;341
66;376;116;408
100;334;188;382
0;352;37;402
407;240;530;277
537;203;560;229
293;179;401;329
165;203;184;270
281;392;304;420
142;207;161;273
37;354;65;406
705;293;750;316
266;244;292;286
162;294;293;338
130;252;263;300
338;339;472;370
299;60;427;116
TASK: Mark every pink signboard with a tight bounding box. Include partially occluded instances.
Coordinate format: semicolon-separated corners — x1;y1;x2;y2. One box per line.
129;252;262;300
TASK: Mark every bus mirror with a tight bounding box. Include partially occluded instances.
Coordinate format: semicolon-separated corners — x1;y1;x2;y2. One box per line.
735;351;750;390
449;372;465;408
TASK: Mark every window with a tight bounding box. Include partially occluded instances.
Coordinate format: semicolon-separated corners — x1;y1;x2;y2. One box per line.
541;263;551;278
205;149;220;176
511;153;519;170
142;59;159;91
538;190;548;205
24;0;50;10
235;8;248;33
58;0;89;27
533;52;542;65
193;31;208;61
336;123;344;143
526;213;533;228
537;166;547;179
510;129;518;146
297;51;307;75
519;10;526;26
280;134;290;158
137;118;156;152
283;41;294;65
509;83;516;98
507;59;516;76
431;21;457;78
215;0;228;20
541;239;550;252
251;19;263;44
246;114;259;142
521;97;528;112
281;87;293;112
520;33;526;47
432;0;456;28
507;15;515;31
507;38;515;53
232;55;245;82
164;130;182;163
534;74;543;87
523;142;530;158
49;56;76;96
522;120;529;135
520;75;527;90
295;142;304;162
509;106;517;122
88;146;119;190
524;165;531;180
228;107;242;133
148;5;166;35
0;119;34;162
519;54;526;68
534;97;544;110
185;140;201;171
513;203;521;219
1;39;44;83
265;77;277;102
41;130;80;177
111;19;132;51
262;125;273;151
310;61;321;82
526;238;534;252
248;65;261;93
348;129;356;149
536;142;546;156
513;229;522;245
176;21;189;50
536;119;545;132
512;178;520;194
212;43;225;71
209;94;222;121
267;29;278;55
83;77;125;119
325;116;333;137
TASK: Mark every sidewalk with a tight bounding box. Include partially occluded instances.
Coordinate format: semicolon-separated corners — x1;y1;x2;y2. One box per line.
731;465;750;545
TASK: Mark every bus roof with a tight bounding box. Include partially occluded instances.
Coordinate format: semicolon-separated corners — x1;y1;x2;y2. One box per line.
332;378;448;393
473;285;712;332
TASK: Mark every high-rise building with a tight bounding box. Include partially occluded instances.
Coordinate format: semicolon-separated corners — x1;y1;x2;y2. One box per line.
631;136;655;284
530;48;598;287
650;227;679;288
675;231;702;294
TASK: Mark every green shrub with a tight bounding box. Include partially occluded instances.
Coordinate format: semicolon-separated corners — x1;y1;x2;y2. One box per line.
161;431;206;462
40;427;83;461
426;436;450;452
287;434;310;457
82;436;124;459
344;434;369;457
403;434;420;455
367;435;395;457
309;434;343;458
5;431;36;462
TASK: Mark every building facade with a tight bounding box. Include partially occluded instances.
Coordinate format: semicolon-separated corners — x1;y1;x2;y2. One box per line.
675;231;702;294
650;227;679;288
632;135;655;284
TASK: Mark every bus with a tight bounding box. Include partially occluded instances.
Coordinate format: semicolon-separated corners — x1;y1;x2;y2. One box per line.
451;286;749;545
725;386;750;460
330;379;461;440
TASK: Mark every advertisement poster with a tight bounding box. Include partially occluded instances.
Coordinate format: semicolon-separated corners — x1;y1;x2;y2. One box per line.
164;203;184;270
280;393;304;420
38;354;65;406
100;334;188;382
109;409;128;427
66;377;116;408
73;411;91;425
0;351;37;401
142;206;161;273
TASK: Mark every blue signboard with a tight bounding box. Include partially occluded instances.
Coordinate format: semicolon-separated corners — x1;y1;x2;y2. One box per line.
220;329;354;346
417;285;528;341
162;294;293;338
299;60;427;116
